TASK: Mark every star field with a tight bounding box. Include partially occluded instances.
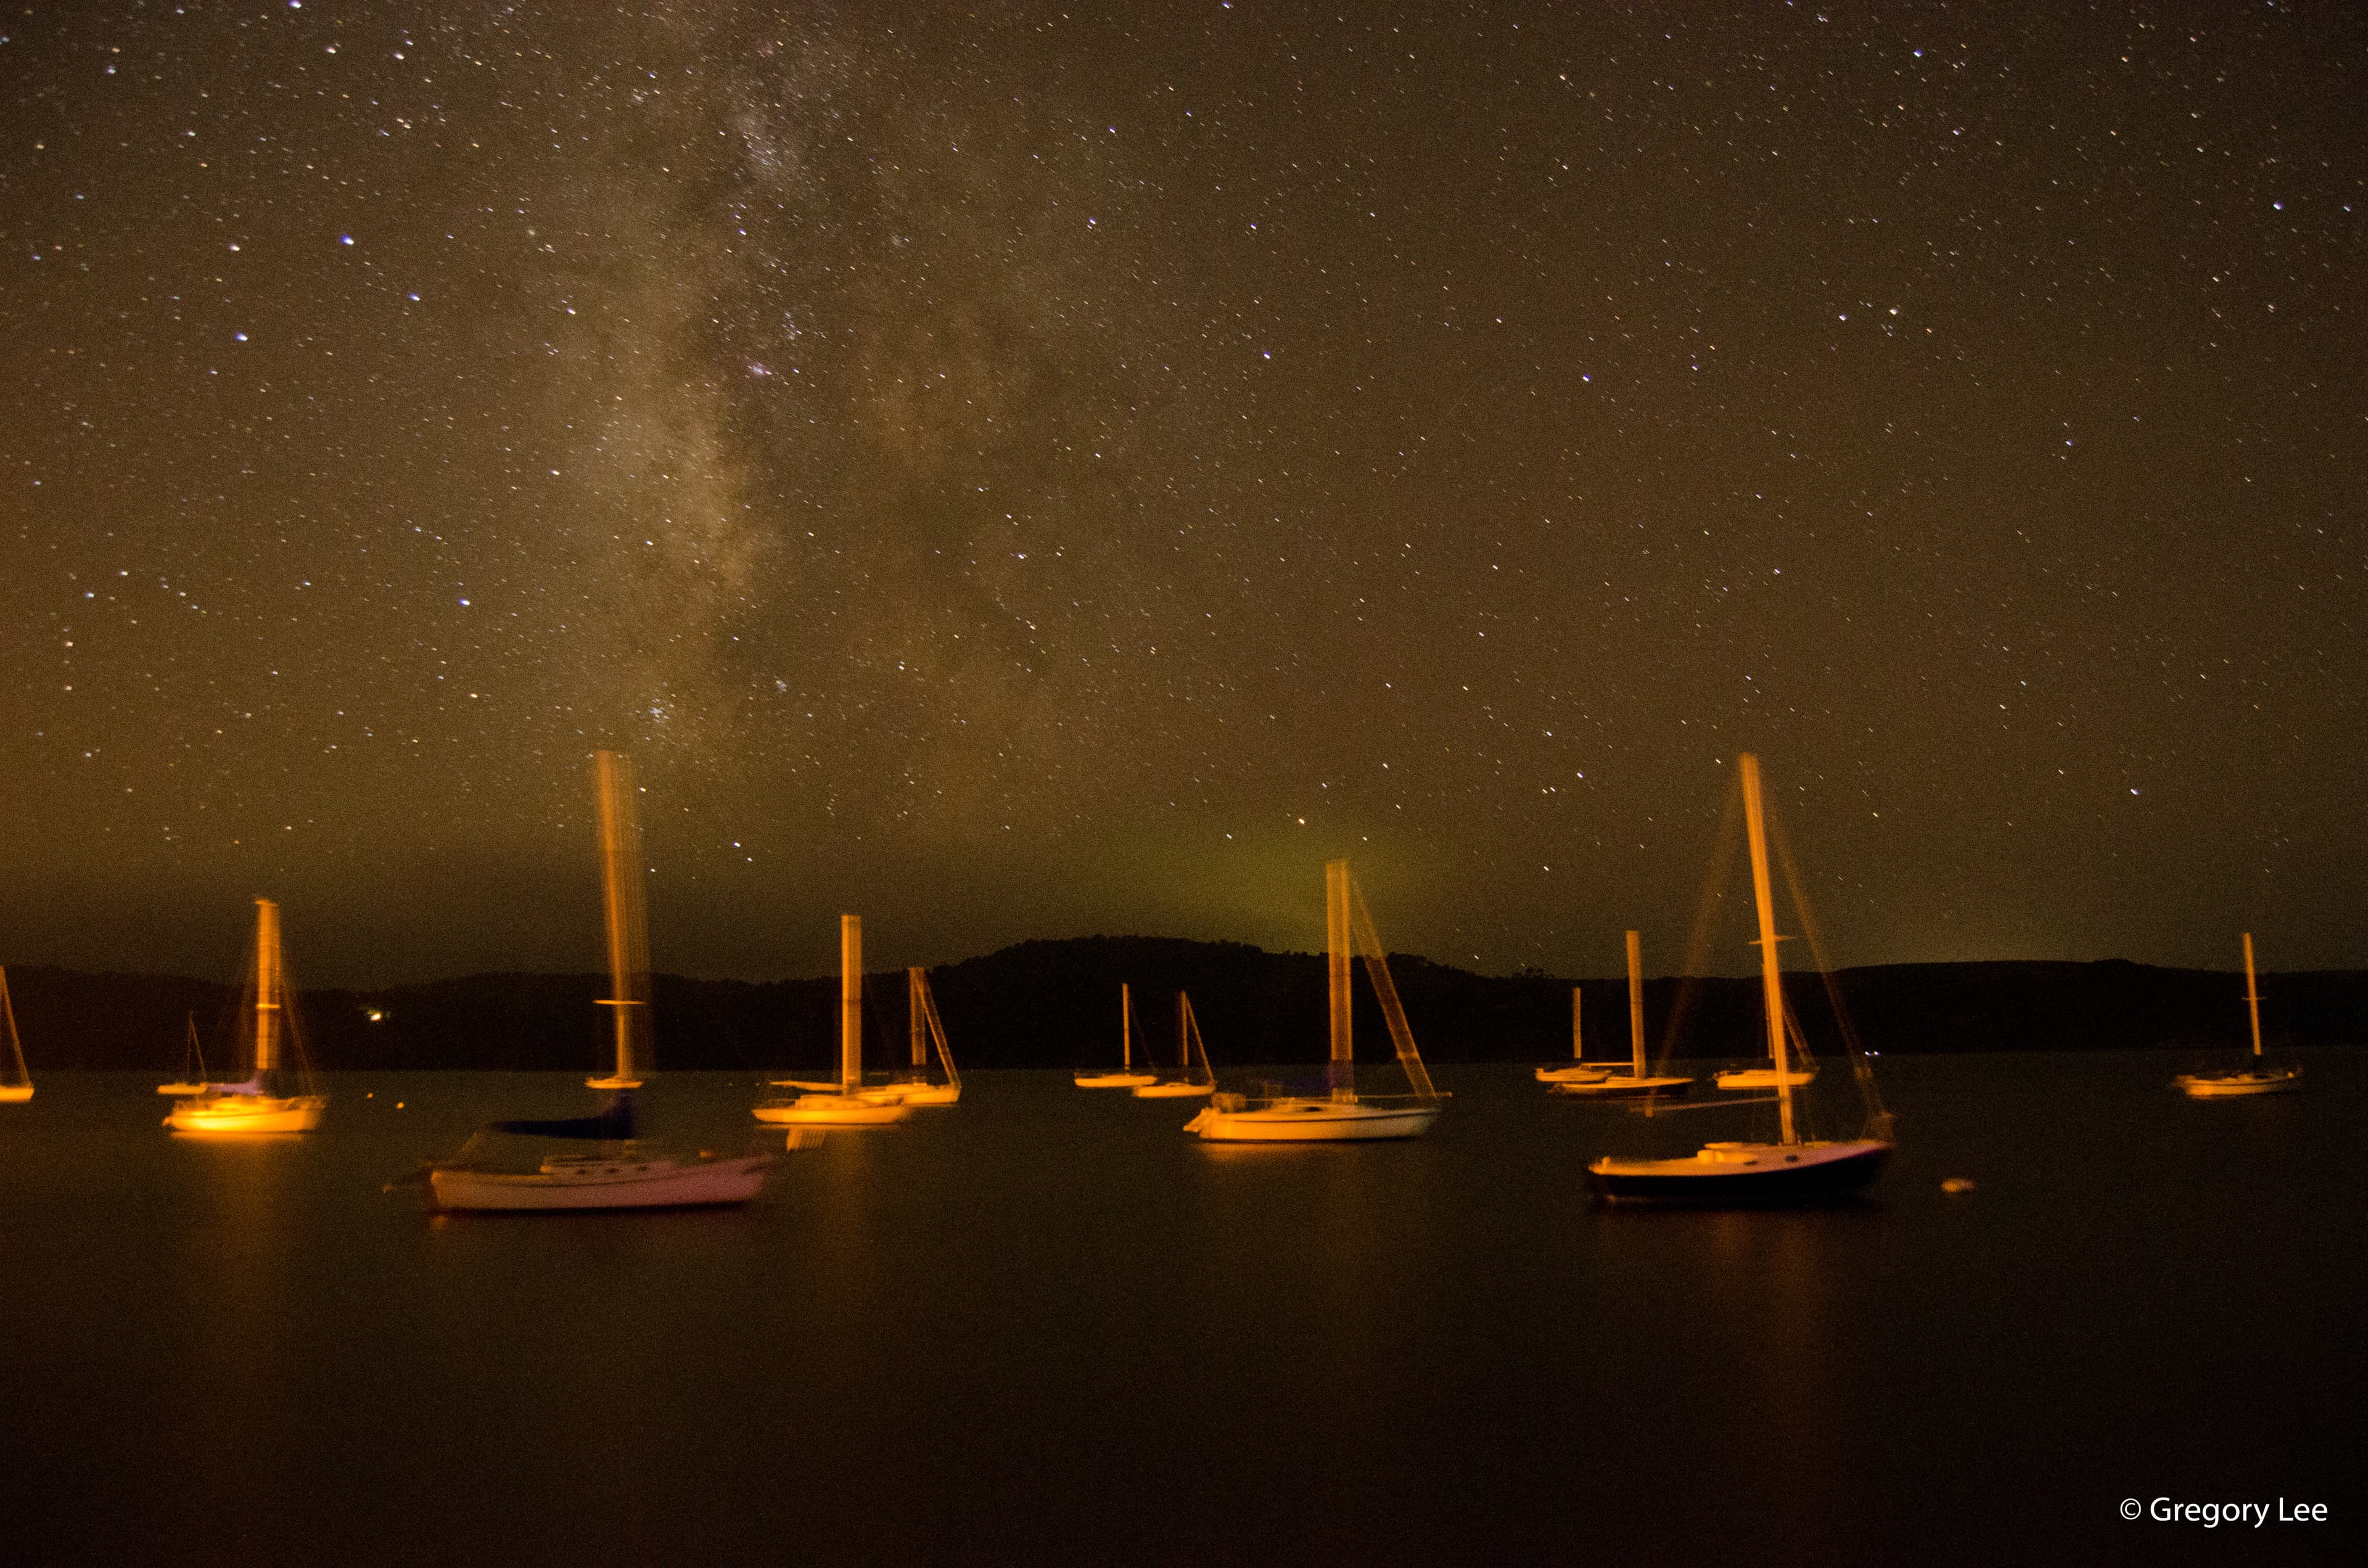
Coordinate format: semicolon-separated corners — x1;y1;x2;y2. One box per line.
2;2;2361;985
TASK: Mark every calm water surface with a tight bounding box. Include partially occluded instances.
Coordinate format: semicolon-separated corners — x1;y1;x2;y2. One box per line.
0;1054;2358;1565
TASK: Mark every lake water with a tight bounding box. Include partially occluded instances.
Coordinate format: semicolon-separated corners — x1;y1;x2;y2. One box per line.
0;1054;2358;1565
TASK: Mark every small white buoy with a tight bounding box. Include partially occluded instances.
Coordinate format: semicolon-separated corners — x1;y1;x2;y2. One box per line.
1941;1176;1976;1195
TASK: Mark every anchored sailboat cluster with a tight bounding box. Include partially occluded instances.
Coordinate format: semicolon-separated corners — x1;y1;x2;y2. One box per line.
3;745;2295;1218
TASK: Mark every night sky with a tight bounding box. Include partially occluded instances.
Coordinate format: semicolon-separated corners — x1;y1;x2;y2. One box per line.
4;3;2361;987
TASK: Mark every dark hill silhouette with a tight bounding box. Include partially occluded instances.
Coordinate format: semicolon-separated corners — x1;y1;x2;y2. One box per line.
5;941;2361;1072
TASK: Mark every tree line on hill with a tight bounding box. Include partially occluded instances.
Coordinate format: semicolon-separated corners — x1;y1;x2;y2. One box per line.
5;935;2361;1073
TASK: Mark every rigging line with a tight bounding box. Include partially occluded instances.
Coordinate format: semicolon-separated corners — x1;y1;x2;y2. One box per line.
1346;875;1437;1102
1767;803;1893;1137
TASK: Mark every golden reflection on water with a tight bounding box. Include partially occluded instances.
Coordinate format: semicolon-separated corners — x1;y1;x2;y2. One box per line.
165;1129;305;1496
1701;1209;1838;1422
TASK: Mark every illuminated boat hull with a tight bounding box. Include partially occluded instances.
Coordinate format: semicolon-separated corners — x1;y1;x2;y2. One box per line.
428;1153;773;1212
1587;1139;1891;1202
0;1085;31;1104
1713;1067;1817;1090
752;1093;912;1125
1535;1064;1610;1084
1132;1080;1215;1099
165;1094;326;1134
1553;1073;1694;1099
1075;1072;1158;1089
886;1082;961;1106
1185;1098;1440;1142
2175;1069;2300;1099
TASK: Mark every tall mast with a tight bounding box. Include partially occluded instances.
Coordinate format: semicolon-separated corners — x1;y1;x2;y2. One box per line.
1571;986;1583;1062
591;751;649;1088
908;967;928;1069
1740;754;1795;1146
252;898;281;1075
840;914;863;1091
2242;932;2263;1061
1326;858;1352;1098
1626;929;1645;1079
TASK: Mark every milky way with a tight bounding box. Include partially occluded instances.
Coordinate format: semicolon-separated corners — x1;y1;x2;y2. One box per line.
4;4;2361;983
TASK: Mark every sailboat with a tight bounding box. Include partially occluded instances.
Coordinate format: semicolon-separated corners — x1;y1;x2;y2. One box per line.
753;916;914;1126
1534;987;1608;1084
1552;931;1695;1099
2174;934;2301;1098
1587;754;1891;1201
162;900;327;1133
1183;860;1444;1141
0;966;31;1104
1133;991;1218;1099
423;751;775;1211
876;967;961;1106
1713;996;1817;1090
1076;983;1159;1088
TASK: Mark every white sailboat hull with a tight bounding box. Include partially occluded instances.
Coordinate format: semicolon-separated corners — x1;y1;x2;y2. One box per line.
887;1083;961;1106
165;1094;326;1133
1588;1139;1891;1202
1132;1080;1215;1099
2176;1068;2300;1098
1714;1067;1816;1090
1075;1071;1158;1089
1185;1097;1440;1142
1553;1073;1694;1099
1535;1064;1610;1083
0;1084;31;1104
752;1093;913;1125
429;1153;773;1212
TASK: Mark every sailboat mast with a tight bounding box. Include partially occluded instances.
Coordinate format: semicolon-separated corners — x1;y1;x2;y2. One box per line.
1740;754;1795;1146
1326;858;1352;1098
2242;932;2263;1060
253;898;281;1074
840;915;863;1091
1626;929;1645;1079
591;751;649;1086
1571;986;1582;1062
1120;982;1133;1069
908;967;928;1069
